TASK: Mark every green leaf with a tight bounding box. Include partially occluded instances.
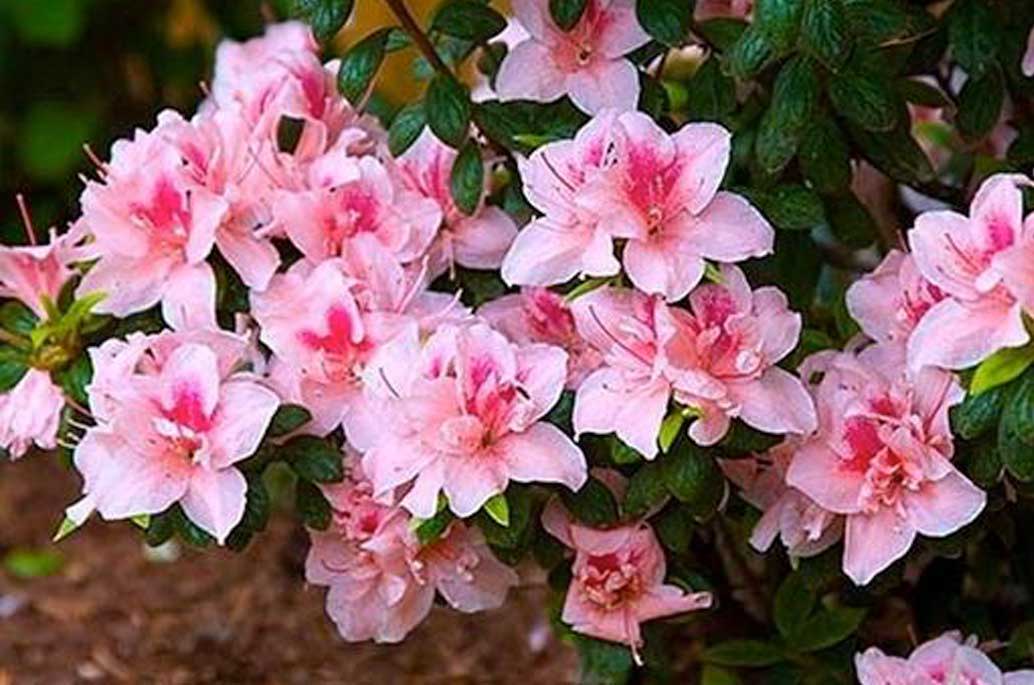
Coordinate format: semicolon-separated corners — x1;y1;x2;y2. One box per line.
751;185;826;232
663;438;725;517
847;122;934;185
623;460;668;518
960;438;1002;489
696;19;749;52
337;28;394;105
610;438;643;464
267;404;312;438
754;0;804;53
636;0;692;47
773;573;816;638
799;117;852;194
413;503;455;545
477;485;533;549
951;386;1006;440
450;141;484;216
957;65;1005;142
284;435;345;483
238;475;271;535
550;0;588;31
799;0;850;71
703;640;786;667
561;476;620;527
843;0;935;47
898;78;951;108
52;515;82;543
426;74;472;148
174;507;215;548
483;493;510;527
947;0;999;79
54;354;92;407
0;352;29;392
1002;370;1034;447
829;62;902;132
718;421;782;455
653;503;695;554
575;635;634;684
432;1;507;43
296;480;332;531
0;301;37;336
701;666;742;685
971;344;1034;396
659;412;686;453
389;102;427;156
144;510;176;547
825;194;876;249
4;548;64;579
685;57;737;122
755;57;820;175
726;25;775;80
290;0;354;42
791;606;866;652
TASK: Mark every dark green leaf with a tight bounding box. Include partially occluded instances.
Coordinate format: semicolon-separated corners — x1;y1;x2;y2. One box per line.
951;386;1006;440
296;480;332;531
829;62;903;132
1002;370;1034;447
799;0;850;71
703;640;786;667
54;354;92;407
847;122;934;185
663;438;725;517
144;510;176;547
477;485;533;549
561;476;620;527
653;503;695;554
971;344;1034;396
0;351;29;392
623;460;668;518
726;26;775;80
550;0;588;31
685;57;737;122
473;99;588;152
284;435;345;483
898;78;951;108
960;438;1003;489
432;1;507;43
791;606;866;652
236;474;271;535
450;141;484;216
957;65;1005;142
754;0;804;53
751;185;827;232
947;0;999;79
755;57;819;174
718;421;782;456
799;117;852;194
825;194;876;249
268;404;312;438
636;0;692;47
843;0;935;47
388;102;427;156
575;635;635;684
290;0;354;42
0;301;37;336
174;506;215;547
415;506;455;545
337;28;394;105
773;573;816;638
427;73;472;148
695;19;749;53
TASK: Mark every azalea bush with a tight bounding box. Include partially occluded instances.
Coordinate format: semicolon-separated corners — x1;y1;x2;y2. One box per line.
4;0;1034;682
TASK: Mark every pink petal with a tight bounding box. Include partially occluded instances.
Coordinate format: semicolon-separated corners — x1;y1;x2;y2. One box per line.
729;367;817;437
574;369;670;459
181;466;248;544
433;528;518;612
78;254;174;318
567;58;641;114
843;508;916;585
497;423;587;491
624;238;705;301
908;210;981;300
672;124;732;215
207;380;281;468
907;297;1029;371
786;441;863;514
451;207;518;270
495;40;567;103
969;173;1026;254
162;262;217;331
184;190;226;264
442;458;509;518
905;469;985;537
159;342;221;421
752;286;801;363
596;0;652;58
216;226;280;291
689;192;774;262
501;220;617;286
515;344;569;421
996;241;1034;313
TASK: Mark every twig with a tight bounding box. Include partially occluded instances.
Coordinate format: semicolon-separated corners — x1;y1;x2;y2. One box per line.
382;0;451;77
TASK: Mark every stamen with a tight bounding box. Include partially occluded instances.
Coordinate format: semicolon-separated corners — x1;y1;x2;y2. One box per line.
15;194;37;246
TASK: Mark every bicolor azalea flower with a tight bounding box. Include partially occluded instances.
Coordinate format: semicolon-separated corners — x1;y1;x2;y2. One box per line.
541;478;712;661
395;130;518;277
275;151;441;266
306;464;518;643
787;344;985;585
720;439;843;560
501;112;621;286
358;322;587;518
496;0;650;114
478;287;602;388
69;330;279;543
856;631;1033;685
583;112;773;301
251;258;413;437
846;249;946;349
907;173;1034;371
77;116;227;330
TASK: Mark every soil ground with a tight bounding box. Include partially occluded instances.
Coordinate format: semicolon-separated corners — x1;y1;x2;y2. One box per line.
0;456;579;684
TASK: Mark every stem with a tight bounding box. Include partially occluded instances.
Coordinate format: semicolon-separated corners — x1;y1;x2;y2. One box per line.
382;0;451;77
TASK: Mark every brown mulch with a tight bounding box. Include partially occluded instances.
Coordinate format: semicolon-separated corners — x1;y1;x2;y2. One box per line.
0;457;579;684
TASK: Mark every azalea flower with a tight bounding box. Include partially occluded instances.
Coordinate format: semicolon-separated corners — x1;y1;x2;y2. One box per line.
1024;27;1034;78
395;130;517;277
582;112;773;301
786;344;985;585
69;329;279;543
77;115;227;330
0;369;65;459
306;464;518;643
496;0;650;114
501;111;622;286
721;439;843;560
0;236;75;318
541;472;712;661
857;631;1034;685
358;322;587;518
907;173;1034;371
694;0;753;21
478;286;603;388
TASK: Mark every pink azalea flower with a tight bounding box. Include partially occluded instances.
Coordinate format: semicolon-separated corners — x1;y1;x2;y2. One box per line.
786;344;985;585
0;369;64;459
251;258;413;437
70;330;280;543
274;150;441;266
720;439;843;559
395;130;518;277
76;114;227;330
496;0;650;114
359;322;587;518
907;173;1034;371
0;235;75;318
846;249;947;348
478;287;603;388
694;0;753;21
583;112;773;301
541;479;712;661
306;464;518;643
1024;27;1034;78
856;632;1019;685
501;111;622;286
572;267;815;457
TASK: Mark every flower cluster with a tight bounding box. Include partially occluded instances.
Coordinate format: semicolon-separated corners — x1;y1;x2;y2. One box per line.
857;632;1034;685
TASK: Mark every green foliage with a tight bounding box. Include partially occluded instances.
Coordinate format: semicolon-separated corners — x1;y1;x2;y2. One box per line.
550;0;587;31
432;2;507;43
283;435;345;484
290;0;354;42
450;141;484;216
635;0;691;47
337;28;395;105
426;73;472;148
